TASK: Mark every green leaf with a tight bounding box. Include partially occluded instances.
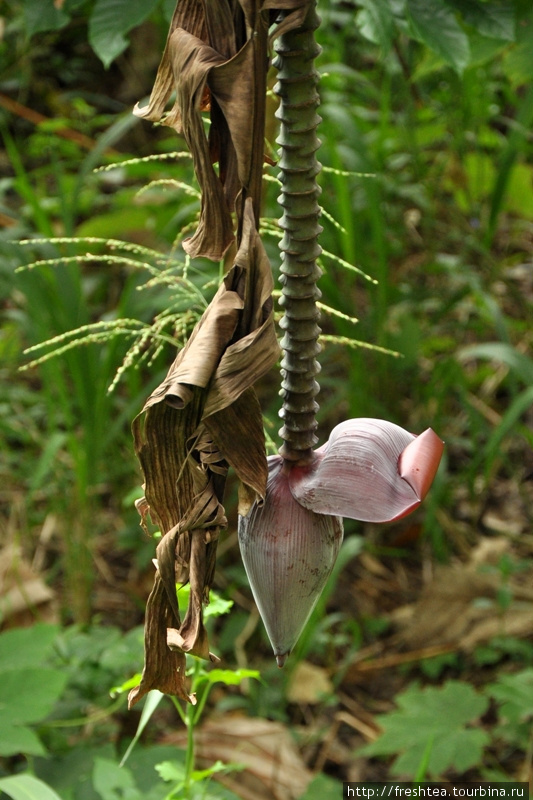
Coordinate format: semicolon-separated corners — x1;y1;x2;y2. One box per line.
34;743;118;800
191;760;244;783
0;667;68;726
89;0;160;67
177;585;233;619
22;0;86;37
199;668;261;687
0;624;59;671
356;0;396;51
154;761;185;783
0;666;68;756
93;758;142;800
487;669;533;724
445;0;516;41
502;9;533;87
407;0;471;72
119;690;164;767
204;594;234;620
359;681;489;778
23;0;70;37
110;673;143;697
0;774;65;800
0;724;47;758
299;774;345;800
458;342;533;385
479;386;533;479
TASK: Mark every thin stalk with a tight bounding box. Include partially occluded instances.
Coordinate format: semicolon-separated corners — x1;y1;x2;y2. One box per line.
274;1;323;465
182;657;201;797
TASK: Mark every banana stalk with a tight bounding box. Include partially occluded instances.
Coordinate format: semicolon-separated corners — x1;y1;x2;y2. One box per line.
238;2;444;665
275;1;323;465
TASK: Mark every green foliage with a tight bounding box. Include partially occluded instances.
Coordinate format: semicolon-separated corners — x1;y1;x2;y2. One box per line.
3;0;533;793
359;681;490;777
359;663;533;780
112;590;259;799
299;774;345;799
155;759;244;800
487;669;533;750
0;624;67;757
0;594;255;800
88;0;160;68
21;0;169;67
0;775;64;800
407;0;471;73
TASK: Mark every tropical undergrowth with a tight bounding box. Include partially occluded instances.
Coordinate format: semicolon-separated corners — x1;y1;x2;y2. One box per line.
1;0;533;795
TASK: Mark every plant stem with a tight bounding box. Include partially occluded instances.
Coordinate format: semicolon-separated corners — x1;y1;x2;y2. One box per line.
274;1;323;465
183;658;201;797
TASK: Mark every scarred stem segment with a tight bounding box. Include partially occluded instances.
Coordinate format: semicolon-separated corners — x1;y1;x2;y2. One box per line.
274;2;322;465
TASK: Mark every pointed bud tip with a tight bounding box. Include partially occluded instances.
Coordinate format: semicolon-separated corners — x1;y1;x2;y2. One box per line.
276;652;289;668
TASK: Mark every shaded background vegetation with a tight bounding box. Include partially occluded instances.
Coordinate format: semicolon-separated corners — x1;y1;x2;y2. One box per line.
1;1;533;797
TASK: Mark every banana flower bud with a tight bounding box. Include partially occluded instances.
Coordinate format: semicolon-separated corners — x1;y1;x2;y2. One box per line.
239;419;443;665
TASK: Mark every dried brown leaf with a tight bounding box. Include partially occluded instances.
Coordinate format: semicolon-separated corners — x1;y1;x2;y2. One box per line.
132;200;278;698
128;573;195;709
134;1;312;260
130;0;289;700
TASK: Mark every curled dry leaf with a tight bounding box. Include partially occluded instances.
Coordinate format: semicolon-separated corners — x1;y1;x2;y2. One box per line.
134;0;313;259
130;200;280;707
130;0;320;704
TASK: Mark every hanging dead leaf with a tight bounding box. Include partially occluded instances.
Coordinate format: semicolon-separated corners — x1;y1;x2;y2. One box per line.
131;201;279;705
134;0;313;259
129;0;314;705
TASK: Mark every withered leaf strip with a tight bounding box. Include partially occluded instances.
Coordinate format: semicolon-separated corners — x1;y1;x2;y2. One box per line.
134;0;312;260
128;572;196;708
131;201;279;705
130;0;311;705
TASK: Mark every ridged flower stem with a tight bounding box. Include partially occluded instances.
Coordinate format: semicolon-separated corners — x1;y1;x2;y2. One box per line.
274;2;322;465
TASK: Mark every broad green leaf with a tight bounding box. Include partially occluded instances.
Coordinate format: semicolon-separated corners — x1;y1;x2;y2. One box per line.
23;0;85;37
356;0;396;51
0;667;68;725
446;0;516;41
88;0;160;68
359;681;489;778
466;32;511;68
23;0;69;36
76;207;152;239
502;9;533;87
204;593;234;619
487;669;533;724
162;0;176;22
407;0;470;72
0;624;59;671
0;774;65;800
0;724;47;757
34;743;117;800
93;758;142;800
486;669;533;749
